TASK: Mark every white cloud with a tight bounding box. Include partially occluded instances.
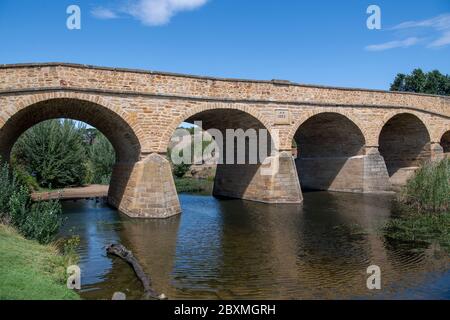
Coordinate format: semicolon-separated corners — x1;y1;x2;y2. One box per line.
429;31;450;48
365;37;420;51
392;13;450;31
366;13;450;51
126;0;208;26
91;7;119;20
91;0;209;26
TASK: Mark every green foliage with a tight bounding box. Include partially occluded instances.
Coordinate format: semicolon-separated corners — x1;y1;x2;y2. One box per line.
173;163;192;178
1;160;63;244
168;126;218;178
13;164;40;191
386;158;450;253
384;212;450;252
8;186;30;228
11;121;116;188
20;200;63;245
87;131;116;184
12;120;87;189
174;177;213;194
58;234;81;268
0;161;20;218
398;158;450;212
390;69;450;95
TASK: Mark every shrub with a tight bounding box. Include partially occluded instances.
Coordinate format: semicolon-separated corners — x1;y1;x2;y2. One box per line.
12;119;87;188
384;211;450;252
0;162;20;218
20;200;63;245
87;131;115;185
14;165;40;191
8;186;30;228
1;159;63;244
399;158;450;212
173;163;191;178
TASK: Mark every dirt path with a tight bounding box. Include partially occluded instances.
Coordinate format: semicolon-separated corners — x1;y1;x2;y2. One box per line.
32;185;109;201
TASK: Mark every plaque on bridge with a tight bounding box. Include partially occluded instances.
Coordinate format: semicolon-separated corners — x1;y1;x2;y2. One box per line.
275;109;291;125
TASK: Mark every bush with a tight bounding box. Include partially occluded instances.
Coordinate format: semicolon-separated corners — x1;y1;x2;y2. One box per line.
20;200;63;245
173;163;192;178
14;165;40;191
8;186;30;227
87;131;115;185
384;211;450;251
12;120;87;189
0;162;21;219
1;160;63;244
398;158;450;212
175;177;213;194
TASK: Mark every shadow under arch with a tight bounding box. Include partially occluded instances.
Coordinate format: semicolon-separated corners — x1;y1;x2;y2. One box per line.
378;113;431;177
171;108;273;201
441;130;450;154
293;112;366;192
168;108;302;203
0;97;142;210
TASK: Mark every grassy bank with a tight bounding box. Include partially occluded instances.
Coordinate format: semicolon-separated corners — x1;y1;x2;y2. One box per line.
175;177;214;195
398;158;449;212
384;210;450;251
384;158;450;252
0;224;79;300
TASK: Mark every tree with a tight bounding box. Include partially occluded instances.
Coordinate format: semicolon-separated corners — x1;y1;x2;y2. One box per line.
390;69;450;95
87;131;116;184
12;120;87;188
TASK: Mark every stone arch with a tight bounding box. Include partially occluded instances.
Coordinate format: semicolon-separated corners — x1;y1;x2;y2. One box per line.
158;103;273;153
441;130;450;154
0;93;149;216
377;110;432;143
287;109;367;149
292;112;367;192
378;112;431;177
0;94;142;163
162;104;302;204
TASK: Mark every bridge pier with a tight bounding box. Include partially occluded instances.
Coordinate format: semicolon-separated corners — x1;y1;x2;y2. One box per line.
295;147;391;193
213;151;303;203
430;142;445;161
108;153;181;219
362;147;392;192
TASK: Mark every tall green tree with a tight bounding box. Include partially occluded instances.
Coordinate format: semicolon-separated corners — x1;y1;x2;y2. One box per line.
87;131;116;184
12;120;87;188
390;69;450;95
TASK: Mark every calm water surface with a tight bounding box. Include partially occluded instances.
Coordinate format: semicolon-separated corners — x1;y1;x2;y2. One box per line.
59;192;450;300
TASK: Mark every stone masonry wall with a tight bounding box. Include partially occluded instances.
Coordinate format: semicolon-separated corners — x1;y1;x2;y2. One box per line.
0;63;448;218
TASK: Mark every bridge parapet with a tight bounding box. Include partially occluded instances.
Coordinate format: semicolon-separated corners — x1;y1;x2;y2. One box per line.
0;63;448;118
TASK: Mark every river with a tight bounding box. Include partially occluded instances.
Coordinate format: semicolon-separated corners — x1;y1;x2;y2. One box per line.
58;192;450;300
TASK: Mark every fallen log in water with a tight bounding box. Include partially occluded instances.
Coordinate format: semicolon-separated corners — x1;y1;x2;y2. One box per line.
106;244;167;300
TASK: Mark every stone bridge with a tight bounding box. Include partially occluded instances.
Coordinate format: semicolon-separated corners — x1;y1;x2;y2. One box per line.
0;63;449;218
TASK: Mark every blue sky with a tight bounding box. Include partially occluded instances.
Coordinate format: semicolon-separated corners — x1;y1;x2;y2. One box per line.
0;0;449;90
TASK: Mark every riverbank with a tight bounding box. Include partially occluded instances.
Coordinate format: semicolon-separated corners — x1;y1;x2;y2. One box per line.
0;224;80;300
32;180;213;200
174;177;214;194
384;158;450;253
32;184;109;201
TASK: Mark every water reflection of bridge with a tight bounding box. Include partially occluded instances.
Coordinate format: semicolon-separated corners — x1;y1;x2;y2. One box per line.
112;193;448;299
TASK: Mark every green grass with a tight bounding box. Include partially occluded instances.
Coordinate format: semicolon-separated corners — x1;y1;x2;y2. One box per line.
398;158;450;212
0;224;80;300
384;211;450;251
384;158;450;252
175;177;214;195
